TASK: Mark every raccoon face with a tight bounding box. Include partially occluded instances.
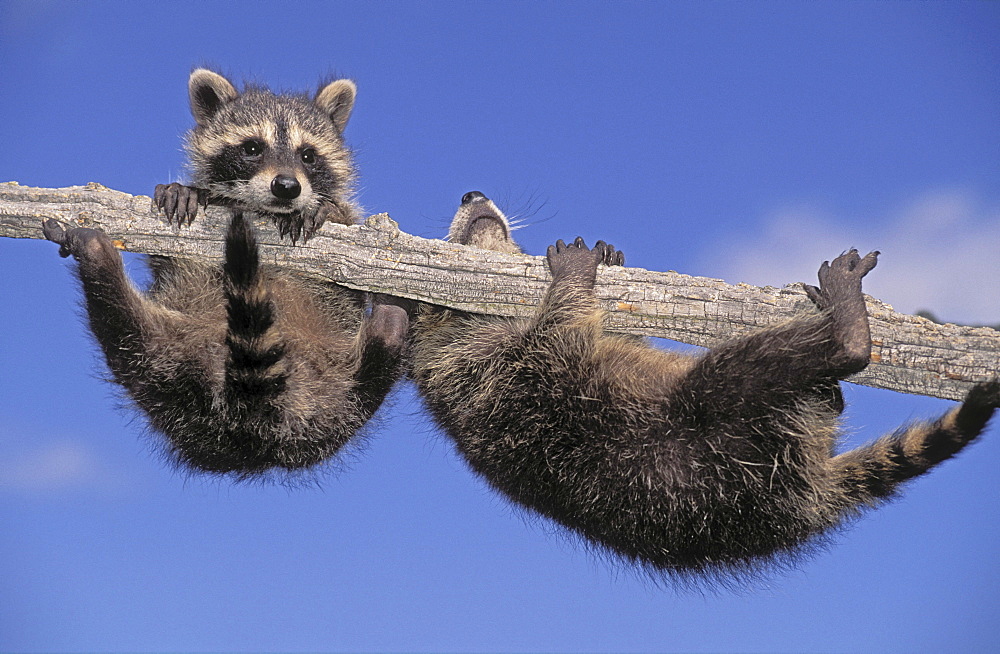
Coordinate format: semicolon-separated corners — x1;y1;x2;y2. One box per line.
184;69;357;222
448;191;522;254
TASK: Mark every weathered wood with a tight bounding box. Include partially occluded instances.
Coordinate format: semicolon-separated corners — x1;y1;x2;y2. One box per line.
2;181;997;401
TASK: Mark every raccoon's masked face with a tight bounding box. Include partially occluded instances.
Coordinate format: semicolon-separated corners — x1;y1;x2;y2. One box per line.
204;123;326;217
184;69;358;240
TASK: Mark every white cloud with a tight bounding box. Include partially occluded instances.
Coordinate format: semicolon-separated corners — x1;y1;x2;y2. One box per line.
0;439;115;494
699;190;1000;325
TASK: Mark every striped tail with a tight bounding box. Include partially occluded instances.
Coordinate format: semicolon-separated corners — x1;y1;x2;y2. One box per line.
223;211;287;397
831;381;1000;506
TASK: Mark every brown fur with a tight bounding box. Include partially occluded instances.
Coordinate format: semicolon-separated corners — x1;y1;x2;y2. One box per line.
42;70;408;480
410;191;999;580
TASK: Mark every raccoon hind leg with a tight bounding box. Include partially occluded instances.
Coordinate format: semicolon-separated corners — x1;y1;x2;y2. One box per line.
41;220;156;379
349;293;411;419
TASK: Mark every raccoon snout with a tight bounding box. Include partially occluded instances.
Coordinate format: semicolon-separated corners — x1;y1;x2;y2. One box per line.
271;175;302;200
461;191;487;205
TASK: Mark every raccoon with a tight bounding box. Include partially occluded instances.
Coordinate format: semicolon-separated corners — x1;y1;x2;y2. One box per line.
154;68;359;242
409;191;1000;580
41;71;408;479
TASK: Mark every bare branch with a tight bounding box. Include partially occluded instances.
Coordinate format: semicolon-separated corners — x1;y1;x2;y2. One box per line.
2;181;997;401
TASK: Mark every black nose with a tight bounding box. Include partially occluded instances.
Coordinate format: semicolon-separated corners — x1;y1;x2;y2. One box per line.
271;175;302;200
461;191;487;205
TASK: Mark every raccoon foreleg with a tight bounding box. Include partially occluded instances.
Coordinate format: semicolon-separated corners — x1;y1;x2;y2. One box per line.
41;219;153;379
154;183;209;226
829;380;1000;508
534;236;624;330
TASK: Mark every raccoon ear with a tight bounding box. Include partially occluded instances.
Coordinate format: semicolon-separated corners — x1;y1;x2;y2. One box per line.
315;79;357;133
188;69;239;126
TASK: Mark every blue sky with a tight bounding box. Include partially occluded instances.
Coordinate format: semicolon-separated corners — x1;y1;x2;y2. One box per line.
2;1;999;652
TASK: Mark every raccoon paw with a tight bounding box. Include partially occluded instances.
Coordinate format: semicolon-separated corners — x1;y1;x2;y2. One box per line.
593;240;626;267
154;183;208;226
274;215;306;245
803;249;879;312
546;237;604;287
41;219;114;261
368;294;413;354
804;249;879;375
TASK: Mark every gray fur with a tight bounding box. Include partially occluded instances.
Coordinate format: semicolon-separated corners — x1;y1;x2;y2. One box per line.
43;70;407;480
410;192;1000;581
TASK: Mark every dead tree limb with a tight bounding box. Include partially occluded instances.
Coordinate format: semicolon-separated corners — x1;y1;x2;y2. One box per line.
2;181;996;401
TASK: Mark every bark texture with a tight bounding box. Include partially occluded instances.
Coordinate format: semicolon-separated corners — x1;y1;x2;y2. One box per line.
2;181;996;401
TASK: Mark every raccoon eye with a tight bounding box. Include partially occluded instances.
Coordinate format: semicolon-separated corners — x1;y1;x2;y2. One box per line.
241;140;264;157
300;148;317;165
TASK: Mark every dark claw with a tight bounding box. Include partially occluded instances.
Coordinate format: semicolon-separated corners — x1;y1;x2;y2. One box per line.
153;183;208;226
594;240;625;267
185;188;200;225
302;213;322;243
42;219;72;257
803;284;823;308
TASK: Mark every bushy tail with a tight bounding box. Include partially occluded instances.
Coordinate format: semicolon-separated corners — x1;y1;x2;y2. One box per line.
831;381;1000;506
223;211;287;397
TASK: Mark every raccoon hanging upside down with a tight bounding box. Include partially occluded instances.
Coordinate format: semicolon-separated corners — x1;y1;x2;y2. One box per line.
41;70;408;478
154;68;360;243
410;191;1000;579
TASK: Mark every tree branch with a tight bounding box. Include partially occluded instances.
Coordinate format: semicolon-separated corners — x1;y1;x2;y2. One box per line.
2;181;996;401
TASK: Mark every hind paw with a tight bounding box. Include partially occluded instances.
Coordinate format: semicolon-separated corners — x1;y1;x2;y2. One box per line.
546;237;603;287
41;219;114;261
154;183;208;226
804;249;879;311
803;249;879;376
593;240;626;267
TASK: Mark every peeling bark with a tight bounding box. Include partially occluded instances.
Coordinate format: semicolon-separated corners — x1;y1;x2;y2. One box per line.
2;181;996;401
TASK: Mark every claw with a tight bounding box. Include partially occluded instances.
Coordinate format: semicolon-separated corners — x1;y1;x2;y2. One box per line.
185;188;199;226
302;214;321;243
41;219;73;257
803;284;823;308
857;250;880;276
594;240;626;267
153;183;207;226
